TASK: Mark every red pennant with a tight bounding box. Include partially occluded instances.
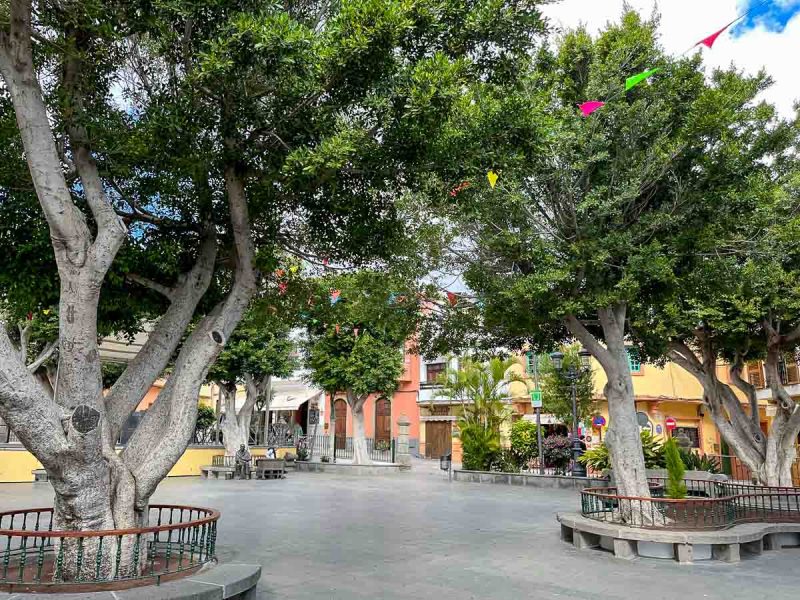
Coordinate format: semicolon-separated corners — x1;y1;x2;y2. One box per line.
696;19;738;49
26;312;32;321
446;291;457;306
449;181;471;197
322;257;329;266
278;282;288;295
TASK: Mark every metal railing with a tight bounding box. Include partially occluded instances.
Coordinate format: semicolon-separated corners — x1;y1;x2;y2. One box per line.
0;505;218;591
581;480;800;530
303;436;395;463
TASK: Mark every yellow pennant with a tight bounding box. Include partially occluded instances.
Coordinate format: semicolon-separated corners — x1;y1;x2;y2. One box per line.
487;170;499;189
289;265;299;274
43;309;51;315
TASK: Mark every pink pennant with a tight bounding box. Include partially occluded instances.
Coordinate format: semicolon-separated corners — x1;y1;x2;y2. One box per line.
278;282;288;295
322;257;329;266
578;101;605;117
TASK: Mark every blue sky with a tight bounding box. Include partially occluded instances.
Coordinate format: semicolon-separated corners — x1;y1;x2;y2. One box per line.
737;0;800;32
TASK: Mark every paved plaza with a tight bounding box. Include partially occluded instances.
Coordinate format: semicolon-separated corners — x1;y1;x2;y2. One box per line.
2;461;799;600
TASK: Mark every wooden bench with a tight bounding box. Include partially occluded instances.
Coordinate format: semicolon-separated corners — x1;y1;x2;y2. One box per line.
255;458;286;480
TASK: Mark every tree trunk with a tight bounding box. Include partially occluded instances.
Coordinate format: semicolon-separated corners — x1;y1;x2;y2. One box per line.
348;391;372;465
328;394;337;460
565;305;651;503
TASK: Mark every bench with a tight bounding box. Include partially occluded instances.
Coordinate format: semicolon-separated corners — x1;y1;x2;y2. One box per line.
32;469;49;482
255;458;286;480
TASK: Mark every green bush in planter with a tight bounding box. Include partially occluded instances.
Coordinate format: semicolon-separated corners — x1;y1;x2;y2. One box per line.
664;438;687;499
542;435;572;474
578;430;665;472
510;420;540;467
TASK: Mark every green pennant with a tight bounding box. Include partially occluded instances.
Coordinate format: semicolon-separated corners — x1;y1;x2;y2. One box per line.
625;67;659;91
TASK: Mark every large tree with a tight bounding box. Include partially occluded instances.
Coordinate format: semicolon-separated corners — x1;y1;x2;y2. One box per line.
421;10;792;500
0;0;543;578
303;271;422;464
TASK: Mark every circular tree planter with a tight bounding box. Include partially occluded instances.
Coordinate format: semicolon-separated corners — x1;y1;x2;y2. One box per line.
0;505;219;593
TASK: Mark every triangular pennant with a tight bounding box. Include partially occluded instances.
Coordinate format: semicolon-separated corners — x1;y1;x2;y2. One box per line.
487;170;499;189
354;328;359;337
446;291;457;307
335;324;340;334
275;268;285;278
289;265;299;274
578;101;605;117
625;67;660;91
330;289;341;305
278;282;288;295
696;16;741;49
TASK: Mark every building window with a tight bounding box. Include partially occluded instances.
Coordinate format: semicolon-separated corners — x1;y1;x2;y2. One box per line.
747;362;765;388
672;426;700;449
627;348;642;374
425;362;446;384
781;353;800;386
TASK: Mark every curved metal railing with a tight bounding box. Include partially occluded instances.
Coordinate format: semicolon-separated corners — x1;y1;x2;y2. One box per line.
581;482;800;529
0;505;219;591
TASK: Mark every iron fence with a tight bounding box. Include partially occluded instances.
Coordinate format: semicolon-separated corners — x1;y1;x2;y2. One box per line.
0;505;218;592
581;480;800;530
302;436;395;463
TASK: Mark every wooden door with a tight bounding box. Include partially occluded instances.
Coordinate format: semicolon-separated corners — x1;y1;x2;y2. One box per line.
425;421;452;459
375;398;391;444
334;399;347;449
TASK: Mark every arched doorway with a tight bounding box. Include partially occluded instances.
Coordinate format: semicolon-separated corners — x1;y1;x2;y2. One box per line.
334;398;347;450
375;397;391;444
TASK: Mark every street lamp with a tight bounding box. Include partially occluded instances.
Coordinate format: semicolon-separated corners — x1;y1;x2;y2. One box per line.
550;348;592;477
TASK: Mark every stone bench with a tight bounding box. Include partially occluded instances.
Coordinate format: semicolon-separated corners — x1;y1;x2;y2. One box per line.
200;465;235;480
32;469;48;482
558;512;800;564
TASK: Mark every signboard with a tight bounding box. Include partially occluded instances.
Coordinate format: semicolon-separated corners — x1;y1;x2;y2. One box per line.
665;417;677;432
592;415;606;428
530;389;543;408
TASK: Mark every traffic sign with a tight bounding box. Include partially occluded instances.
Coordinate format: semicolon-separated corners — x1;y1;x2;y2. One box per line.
530;389;542;408
592;415;606;428
665;417;677;431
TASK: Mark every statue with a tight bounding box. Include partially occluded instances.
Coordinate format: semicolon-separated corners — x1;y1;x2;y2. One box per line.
234;444;251;479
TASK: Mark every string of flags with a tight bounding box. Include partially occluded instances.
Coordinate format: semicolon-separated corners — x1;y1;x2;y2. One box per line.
578;5;758;118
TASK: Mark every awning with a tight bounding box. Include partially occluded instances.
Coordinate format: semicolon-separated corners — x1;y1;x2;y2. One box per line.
268;384;323;412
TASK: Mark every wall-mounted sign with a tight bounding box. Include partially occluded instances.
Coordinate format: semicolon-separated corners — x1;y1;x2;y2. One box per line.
592;415;606;428
665;417;677;432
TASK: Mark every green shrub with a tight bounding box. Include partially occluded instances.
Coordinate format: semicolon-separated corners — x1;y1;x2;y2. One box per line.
490;448;521;473
578;430;665;471
664;438;687;499
678;448;720;473
460;423;501;471
510;420;540;466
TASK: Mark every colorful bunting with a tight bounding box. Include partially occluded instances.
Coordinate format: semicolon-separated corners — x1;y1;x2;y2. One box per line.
26;312;32;321
354;328;359;337
330;289;341;305
578;101;605;117
487;170;499;189
625;68;660;91
289;265;299;274
275;268;285;278
696;16;742;49
322;257;329;266
43;309;51;315
278;282;288;295
446;291;457;307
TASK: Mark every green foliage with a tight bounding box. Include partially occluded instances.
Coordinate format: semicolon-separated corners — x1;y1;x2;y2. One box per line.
102;363;128;390
509;419;540;463
664;438;687;499
195;405;216;432
438;356;517;431
459;422;501;471
538;346;595;427
678;448;720;474
579;430;666;471
490;448;521;474
542;435;572;474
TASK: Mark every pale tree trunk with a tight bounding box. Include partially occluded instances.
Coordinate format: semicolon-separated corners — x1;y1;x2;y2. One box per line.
0;9;258;580
328;394;337;460
565;304;651;503
668;330;800;487
218;375;271;456
347;390;372;465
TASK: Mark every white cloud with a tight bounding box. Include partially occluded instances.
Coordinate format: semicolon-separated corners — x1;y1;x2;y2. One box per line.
540;0;800;118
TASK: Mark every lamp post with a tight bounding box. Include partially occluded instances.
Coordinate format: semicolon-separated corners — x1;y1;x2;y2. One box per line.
550;348;592;477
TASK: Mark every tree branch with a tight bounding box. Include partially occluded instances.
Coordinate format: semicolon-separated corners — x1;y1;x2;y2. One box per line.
564;314;614;371
126;273;175;300
27;339;57;373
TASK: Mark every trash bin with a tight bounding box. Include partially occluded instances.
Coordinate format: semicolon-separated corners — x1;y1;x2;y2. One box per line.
440;452;452;472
